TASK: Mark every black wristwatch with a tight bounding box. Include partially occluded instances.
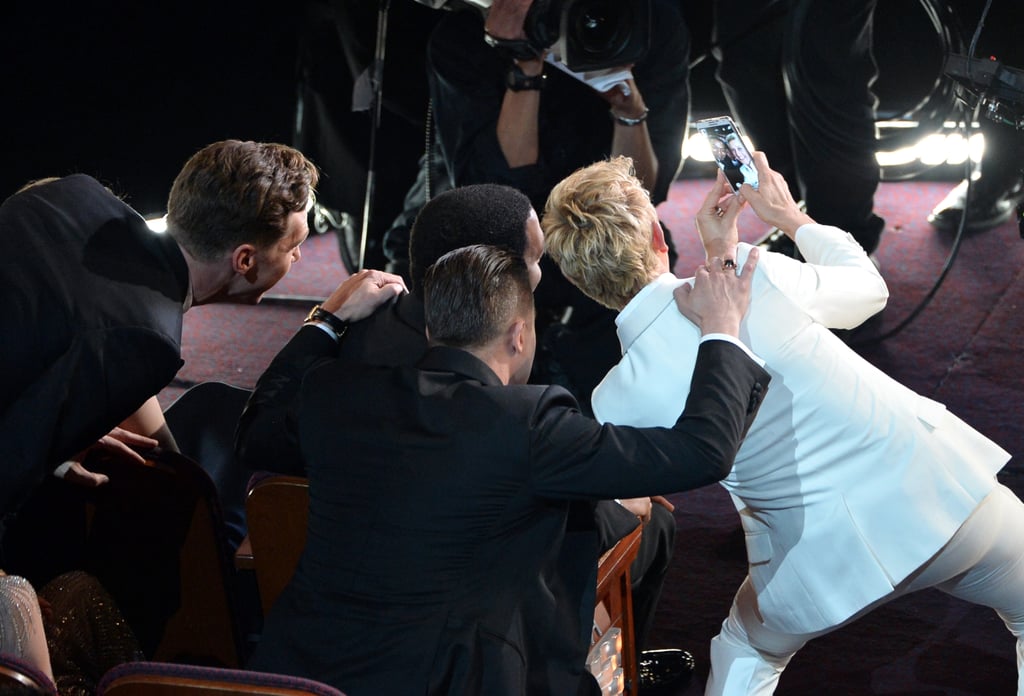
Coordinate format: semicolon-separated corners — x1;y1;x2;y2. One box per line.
506;62;546;92
304;304;348;339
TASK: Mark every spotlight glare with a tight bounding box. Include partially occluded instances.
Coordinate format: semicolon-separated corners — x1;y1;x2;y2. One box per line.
917;133;951;165
146;215;168;233
876;147;919;167
683;133;714;162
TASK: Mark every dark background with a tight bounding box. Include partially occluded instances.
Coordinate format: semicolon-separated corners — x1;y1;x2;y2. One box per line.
2;0;988;224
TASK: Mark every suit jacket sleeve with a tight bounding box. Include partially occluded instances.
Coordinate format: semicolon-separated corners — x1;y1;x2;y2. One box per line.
1;328;180;518
528;339;769;500
234;325;338;475
756;224;888;329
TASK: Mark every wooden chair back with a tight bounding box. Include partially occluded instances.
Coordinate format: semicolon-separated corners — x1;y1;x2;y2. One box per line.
593;524;642;695
243;475;310;617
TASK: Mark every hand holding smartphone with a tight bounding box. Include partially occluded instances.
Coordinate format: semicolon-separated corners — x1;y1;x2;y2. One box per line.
695;116;758;193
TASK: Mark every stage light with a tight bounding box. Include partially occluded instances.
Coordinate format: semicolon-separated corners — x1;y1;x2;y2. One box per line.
146;215;168;233
681;122;986;173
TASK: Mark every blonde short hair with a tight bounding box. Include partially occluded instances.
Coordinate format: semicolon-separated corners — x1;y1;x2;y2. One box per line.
543;157;661;310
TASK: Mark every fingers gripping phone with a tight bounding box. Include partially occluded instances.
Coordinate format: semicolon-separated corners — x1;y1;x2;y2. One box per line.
695;116;759;193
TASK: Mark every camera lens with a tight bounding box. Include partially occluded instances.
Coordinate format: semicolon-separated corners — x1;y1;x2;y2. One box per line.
566;0;631;58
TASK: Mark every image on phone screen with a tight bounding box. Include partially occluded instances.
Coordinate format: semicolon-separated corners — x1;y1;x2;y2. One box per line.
695;116;758;193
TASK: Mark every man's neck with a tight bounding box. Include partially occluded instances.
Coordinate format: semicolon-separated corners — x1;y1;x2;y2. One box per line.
179;247;232;307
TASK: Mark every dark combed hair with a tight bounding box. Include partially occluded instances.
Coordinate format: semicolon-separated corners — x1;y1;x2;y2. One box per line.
409;183;533;296
165;140;318;261
424;244;533;349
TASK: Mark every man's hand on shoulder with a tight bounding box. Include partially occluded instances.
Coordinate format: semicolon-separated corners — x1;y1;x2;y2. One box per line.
673;249;759;337
321;269;408;322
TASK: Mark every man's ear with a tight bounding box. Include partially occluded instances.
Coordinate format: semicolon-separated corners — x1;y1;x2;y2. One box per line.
650;219;669;253
231;244;258;278
508;318;527;355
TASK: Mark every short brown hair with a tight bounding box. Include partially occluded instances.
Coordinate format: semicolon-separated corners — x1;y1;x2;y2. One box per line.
543;156;660;311
165;140;318;261
423;244;533;349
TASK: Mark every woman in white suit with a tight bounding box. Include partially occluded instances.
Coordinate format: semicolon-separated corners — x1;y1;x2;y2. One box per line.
543;153;1024;695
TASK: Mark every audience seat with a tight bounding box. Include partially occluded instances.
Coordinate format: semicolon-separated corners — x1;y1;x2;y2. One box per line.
0;654;58;696
240;475;310;617
97;661;345;696
594;525;642;695
81;449;245;667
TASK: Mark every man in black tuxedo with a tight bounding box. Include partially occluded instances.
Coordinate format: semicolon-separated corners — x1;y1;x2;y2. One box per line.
237;183;692;680
0;140;318;544
247;243;768;695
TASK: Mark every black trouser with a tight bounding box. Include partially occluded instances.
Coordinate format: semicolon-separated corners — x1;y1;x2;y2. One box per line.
596;501;677;652
713;0;884;253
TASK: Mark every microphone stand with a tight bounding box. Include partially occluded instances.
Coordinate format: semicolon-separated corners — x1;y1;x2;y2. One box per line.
358;0;392;271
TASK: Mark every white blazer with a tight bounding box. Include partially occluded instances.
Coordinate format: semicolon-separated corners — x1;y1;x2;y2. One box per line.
592;224;1010;634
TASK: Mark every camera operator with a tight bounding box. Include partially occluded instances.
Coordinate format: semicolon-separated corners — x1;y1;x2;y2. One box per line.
382;0;696;690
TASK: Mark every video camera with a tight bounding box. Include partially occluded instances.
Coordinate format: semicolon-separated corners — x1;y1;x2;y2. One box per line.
943;53;1024;129
412;0;651;72
943;53;1024;238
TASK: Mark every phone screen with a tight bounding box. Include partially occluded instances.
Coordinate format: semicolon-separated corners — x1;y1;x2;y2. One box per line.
696;116;758;193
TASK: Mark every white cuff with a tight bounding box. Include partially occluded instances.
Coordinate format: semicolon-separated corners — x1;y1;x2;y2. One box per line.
700;333;765;367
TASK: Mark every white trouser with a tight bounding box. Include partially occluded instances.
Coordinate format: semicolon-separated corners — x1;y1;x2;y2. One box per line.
706;484;1024;695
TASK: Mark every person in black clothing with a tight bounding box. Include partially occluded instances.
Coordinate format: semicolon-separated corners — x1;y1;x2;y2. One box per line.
238;183;694;690
712;0;886;257
246;242;768;696
381;0;690;419
0;141;318;544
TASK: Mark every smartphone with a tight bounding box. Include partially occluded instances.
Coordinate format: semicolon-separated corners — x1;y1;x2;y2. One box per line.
695;116;758;193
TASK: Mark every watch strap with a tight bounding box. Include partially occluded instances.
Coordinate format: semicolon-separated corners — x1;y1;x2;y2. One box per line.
304;305;348;340
506;62;546;92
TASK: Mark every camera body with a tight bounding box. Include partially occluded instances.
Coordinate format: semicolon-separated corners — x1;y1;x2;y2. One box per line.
414;0;651;72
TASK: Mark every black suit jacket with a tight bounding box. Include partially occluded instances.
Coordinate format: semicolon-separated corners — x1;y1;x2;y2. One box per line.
236;292;426;476
248;340;769;695
238;293;631;689
0;175;188;522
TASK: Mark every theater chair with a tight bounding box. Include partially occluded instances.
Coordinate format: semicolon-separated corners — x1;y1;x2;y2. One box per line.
235;475;310;617
97;661;345;696
81;449;245;667
0;654;58;696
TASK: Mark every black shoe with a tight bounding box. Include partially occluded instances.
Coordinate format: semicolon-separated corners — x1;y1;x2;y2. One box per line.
638;648;695;693
927;177;1024;233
